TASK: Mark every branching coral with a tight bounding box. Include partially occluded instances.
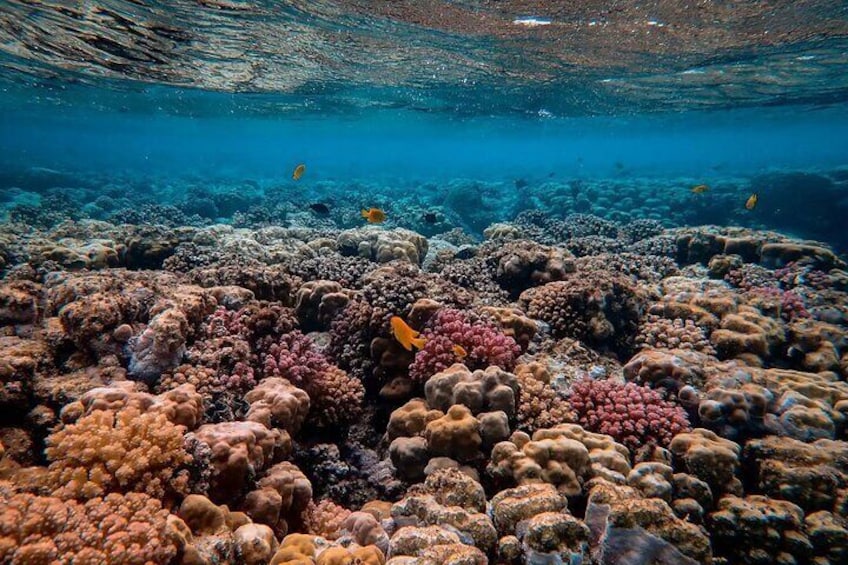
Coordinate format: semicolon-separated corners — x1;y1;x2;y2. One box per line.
568;378;691;451
519;270;646;357
44;407;192;504
408;308;520;383
261;330;364;428
0;486;183;565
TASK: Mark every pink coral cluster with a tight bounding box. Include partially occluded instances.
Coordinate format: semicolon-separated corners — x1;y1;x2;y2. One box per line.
568;377;690;451
262;331;364;427
408;308;520;383
774;261;831;290
746;287;810;321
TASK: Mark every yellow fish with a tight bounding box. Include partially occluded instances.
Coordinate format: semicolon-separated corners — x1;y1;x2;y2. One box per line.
745;193;759;210
361;207;386;223
391;316;426;351
292;164;305;180
691;184;709;194
452;344;467;359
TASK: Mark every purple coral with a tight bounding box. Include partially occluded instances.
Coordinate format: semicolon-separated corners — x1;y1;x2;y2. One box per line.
261;330;364;427
408;308;520;383
746;287;810;321
568;377;690;451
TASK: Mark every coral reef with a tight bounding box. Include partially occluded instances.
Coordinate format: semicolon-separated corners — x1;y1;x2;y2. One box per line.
2;188;848;563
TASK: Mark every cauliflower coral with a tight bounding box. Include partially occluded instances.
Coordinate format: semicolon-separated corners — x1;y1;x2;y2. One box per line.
0;484;183;565
409;308;520;383
44;407;193;504
568;377;690;451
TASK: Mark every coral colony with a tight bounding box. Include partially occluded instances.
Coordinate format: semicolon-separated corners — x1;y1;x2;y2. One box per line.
1;192;848;565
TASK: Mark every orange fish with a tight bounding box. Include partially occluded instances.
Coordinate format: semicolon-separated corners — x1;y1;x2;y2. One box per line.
691;184;709;194
452;344;467;359
391;316;426;351
745;193;759;210
292;164;305;180
361;207;386;223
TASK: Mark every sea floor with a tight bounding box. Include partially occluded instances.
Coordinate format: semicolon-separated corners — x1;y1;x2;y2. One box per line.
0;168;847;564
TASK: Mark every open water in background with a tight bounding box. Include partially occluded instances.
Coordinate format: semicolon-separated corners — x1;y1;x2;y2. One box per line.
0;1;847;242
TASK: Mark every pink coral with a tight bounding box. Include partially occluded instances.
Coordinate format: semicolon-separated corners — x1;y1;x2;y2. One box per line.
409;309;520;383
746;287;810;321
262;331;364;427
568;378;690;451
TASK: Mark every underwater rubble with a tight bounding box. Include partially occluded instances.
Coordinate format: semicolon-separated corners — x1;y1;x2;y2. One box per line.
1;194;848;564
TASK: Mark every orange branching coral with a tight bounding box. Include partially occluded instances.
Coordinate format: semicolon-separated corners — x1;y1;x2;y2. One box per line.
44;407;192;504
0;484;183;565
302;498;352;540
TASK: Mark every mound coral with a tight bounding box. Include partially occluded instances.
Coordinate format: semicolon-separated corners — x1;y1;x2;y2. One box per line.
568;377;691;451
519;270;646;357
408;308;520;383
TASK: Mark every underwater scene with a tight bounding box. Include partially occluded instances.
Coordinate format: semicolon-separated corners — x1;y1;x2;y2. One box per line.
2;1;848;564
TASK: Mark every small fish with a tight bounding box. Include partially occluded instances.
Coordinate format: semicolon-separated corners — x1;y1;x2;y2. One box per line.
309;203;330;215
361;207;386;223
691;184;710;194
745;193;759;210
391;316;426;351
515;178;529;189
292;164;306;180
423;212;438;224
452;344;467;359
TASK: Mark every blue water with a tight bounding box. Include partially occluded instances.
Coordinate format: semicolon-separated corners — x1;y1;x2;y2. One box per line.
3;93;848;181
1;1;848;248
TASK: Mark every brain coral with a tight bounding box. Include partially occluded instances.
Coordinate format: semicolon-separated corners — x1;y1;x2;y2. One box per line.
0;486;183;565
568;377;691;451
44;407;192;504
409;308;520;383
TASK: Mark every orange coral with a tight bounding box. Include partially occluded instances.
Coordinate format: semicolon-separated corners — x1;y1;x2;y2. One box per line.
44;407;192;504
0;484;182;565
303;498;351;540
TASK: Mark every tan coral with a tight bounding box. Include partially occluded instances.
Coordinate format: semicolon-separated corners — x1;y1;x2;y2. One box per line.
303;498;351;540
709;494;812;564
387;525;462;559
743;435;848;514
194;421;292;503
423;404;482;463
387;399;443;441
479;306;538;350
0;487;183;565
489;483;568;537
390;493;497;554
244;378;311;434
710;306;785;362
60;380;204;430
513;362;576;433
294;280;351;330
44;407;192;504
488;424;630;496
669;428;742;498
247;461;313;538
424;364;519;418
